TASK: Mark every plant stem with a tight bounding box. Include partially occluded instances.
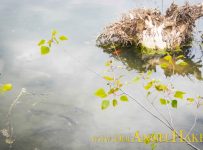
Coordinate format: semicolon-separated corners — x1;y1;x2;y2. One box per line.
120;89;200;150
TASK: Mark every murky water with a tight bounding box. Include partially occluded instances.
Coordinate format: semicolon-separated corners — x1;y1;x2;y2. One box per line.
0;0;203;150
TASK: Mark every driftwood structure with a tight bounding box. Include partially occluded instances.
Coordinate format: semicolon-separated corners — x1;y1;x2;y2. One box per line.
96;2;203;51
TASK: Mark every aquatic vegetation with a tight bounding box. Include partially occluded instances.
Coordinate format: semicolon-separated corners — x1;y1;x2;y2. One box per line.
101;44;203;80
0;29;69;148
38;29;68;55
1;28;67;142
95;56;202;109
94;57;203;150
95;60;128;110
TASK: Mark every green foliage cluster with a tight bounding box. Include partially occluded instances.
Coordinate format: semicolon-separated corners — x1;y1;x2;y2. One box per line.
134;70;199;109
160;54;188;70
94;56;203;150
95;60;129;110
38;29;68;55
94;55;203;111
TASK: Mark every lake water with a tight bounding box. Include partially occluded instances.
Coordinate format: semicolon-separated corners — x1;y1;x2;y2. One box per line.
0;0;203;150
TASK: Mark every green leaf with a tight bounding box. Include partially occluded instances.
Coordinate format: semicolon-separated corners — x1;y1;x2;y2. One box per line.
1;84;13;91
171;100;177;108
160;63;168;69
95;88;107;98
160;98;167;105
59;35;68;41
120;95;128;102
41;46;50;55
144;81;154;90
187;98;194;102
101;100;110;110
132;76;140;83
155;84;168;91
176;59;188;66
177;55;185;59
103;76;114;81
174;91;186;99
164;55;172;62
108;88;119;95
147;70;153;76
52;29;58;36
112;99;118;107
38;40;46;46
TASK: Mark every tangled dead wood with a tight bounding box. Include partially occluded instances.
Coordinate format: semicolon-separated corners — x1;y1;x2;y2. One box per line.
96;2;203;52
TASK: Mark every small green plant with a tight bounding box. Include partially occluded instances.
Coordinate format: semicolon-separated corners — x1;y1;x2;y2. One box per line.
38;29;68;55
94;60;129;110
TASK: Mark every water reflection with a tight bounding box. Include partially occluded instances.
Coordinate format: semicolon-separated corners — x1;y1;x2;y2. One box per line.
102;46;203;80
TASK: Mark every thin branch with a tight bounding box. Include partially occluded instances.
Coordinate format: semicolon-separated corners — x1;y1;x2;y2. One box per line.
120;89;200;150
120;89;173;130
166;98;174;128
146;95;172;128
185;108;198;137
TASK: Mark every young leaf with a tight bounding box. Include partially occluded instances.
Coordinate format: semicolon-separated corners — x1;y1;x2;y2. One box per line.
2;84;13;91
174;91;186;99
101;100;110;110
120;95;128;102
52;29;58;36
171;100;177;108
147;70;153;77
155;84;168;92
108;88;119;95
176;59;188;66
160;63;168;69
116;79;123;87
160;98;167;105
95;88;107;98
177;55;185;59
164;55;172;62
59;35;68;41
144;81;154;90
112;99;118;107
103;76;114;81
187;98;194;102
41;46;50;55
38;40;46;46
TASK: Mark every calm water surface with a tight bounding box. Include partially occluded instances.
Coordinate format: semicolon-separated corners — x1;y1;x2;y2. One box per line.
0;0;203;150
